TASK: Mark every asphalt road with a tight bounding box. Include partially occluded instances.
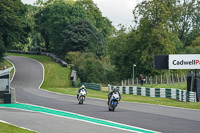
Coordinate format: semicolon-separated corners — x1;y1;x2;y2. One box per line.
2;55;200;133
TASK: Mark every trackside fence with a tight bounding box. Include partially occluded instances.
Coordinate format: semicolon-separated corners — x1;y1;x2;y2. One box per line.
79;82;101;91
108;85;196;102
8;50;68;67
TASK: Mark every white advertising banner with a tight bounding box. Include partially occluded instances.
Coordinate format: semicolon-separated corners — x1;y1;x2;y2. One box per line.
169;54;200;69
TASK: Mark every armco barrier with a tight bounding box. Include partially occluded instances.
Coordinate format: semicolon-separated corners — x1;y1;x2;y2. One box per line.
108;85;196;102
8;50;68;67
79;82;101;91
71;70;76;87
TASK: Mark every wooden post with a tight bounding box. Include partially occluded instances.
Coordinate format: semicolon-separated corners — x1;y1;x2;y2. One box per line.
172;74;174;84
128;79;129;86
132;79;134;86
122;80;123;86
145;76;147;84
156;76;158;84
150;76;152;85
166;74;168;84
183;74;186;82
161;75;163;84
177;74;180;83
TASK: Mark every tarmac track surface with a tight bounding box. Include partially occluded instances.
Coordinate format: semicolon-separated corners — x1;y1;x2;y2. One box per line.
1;55;200;133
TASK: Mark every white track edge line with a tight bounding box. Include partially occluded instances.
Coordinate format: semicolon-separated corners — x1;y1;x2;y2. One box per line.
0;120;37;132
0;103;160;133
4;57;16;82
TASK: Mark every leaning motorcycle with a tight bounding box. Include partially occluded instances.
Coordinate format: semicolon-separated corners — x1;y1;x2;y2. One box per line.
108;92;120;111
78;89;86;104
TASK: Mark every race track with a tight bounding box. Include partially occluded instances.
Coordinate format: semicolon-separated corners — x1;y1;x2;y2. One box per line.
1;55;200;133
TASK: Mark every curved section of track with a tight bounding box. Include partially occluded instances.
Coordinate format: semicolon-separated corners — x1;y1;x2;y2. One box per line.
3;55;200;133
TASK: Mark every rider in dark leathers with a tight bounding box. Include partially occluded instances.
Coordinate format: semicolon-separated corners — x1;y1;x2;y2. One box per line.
107;87;121;105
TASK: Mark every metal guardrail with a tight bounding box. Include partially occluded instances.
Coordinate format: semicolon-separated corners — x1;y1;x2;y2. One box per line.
79;82;101;91
8;50;68;67
71;70;76;87
108;85;196;102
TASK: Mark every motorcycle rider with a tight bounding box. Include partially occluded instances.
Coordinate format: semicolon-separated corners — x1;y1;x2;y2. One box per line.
107;87;121;105
77;85;87;99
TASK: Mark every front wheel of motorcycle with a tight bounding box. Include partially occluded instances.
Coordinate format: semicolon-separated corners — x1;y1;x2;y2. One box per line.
108;106;112;111
79;100;83;104
112;107;115;111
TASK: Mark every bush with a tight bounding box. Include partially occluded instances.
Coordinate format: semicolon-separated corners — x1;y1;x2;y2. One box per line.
66;52;119;84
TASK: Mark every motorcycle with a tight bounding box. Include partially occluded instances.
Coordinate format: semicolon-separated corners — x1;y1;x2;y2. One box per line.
78;89;86;104
108;92;120;111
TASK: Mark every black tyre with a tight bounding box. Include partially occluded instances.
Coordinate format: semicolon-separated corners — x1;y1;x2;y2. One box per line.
108;106;112;111
112;107;115;111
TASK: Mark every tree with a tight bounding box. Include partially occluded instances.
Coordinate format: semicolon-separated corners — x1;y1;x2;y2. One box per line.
185;35;200;54
75;0;115;38
35;0;114;56
60;20;105;57
133;0;181;75
0;0;30;61
35;0;86;52
65;52;118;83
108;27;139;79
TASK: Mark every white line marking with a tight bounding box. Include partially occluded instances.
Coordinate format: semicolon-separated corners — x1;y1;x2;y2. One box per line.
30;58;45;89
0;120;37;132
4;57;16;82
0;103;160;133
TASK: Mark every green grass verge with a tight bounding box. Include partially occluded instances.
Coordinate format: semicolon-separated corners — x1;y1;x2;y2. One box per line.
44;87;200;110
138;82;187;90
0;59;14;79
0;122;36;133
6;53;200;110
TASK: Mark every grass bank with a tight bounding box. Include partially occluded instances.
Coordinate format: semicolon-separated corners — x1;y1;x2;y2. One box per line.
6;53;72;88
137;82;187;90
0;122;36;133
6;53;200;110
0;59;14;78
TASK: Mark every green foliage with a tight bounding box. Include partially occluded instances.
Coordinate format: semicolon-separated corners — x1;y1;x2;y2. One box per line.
60;20;105;57
75;0;115;38
35;0;114;55
184;36;200;54
0;0;30;61
66;52;118;84
108;27;138;79
108;0;200;79
132;0;178;75
35;0;86;51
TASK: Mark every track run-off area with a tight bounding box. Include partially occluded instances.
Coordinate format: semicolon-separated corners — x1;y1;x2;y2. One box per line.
1;55;200;133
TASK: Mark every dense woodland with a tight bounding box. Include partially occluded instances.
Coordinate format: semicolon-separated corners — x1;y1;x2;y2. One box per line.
0;0;200;84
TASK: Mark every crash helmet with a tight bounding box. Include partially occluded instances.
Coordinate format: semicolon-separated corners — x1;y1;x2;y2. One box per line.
81;85;85;89
113;87;119;92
